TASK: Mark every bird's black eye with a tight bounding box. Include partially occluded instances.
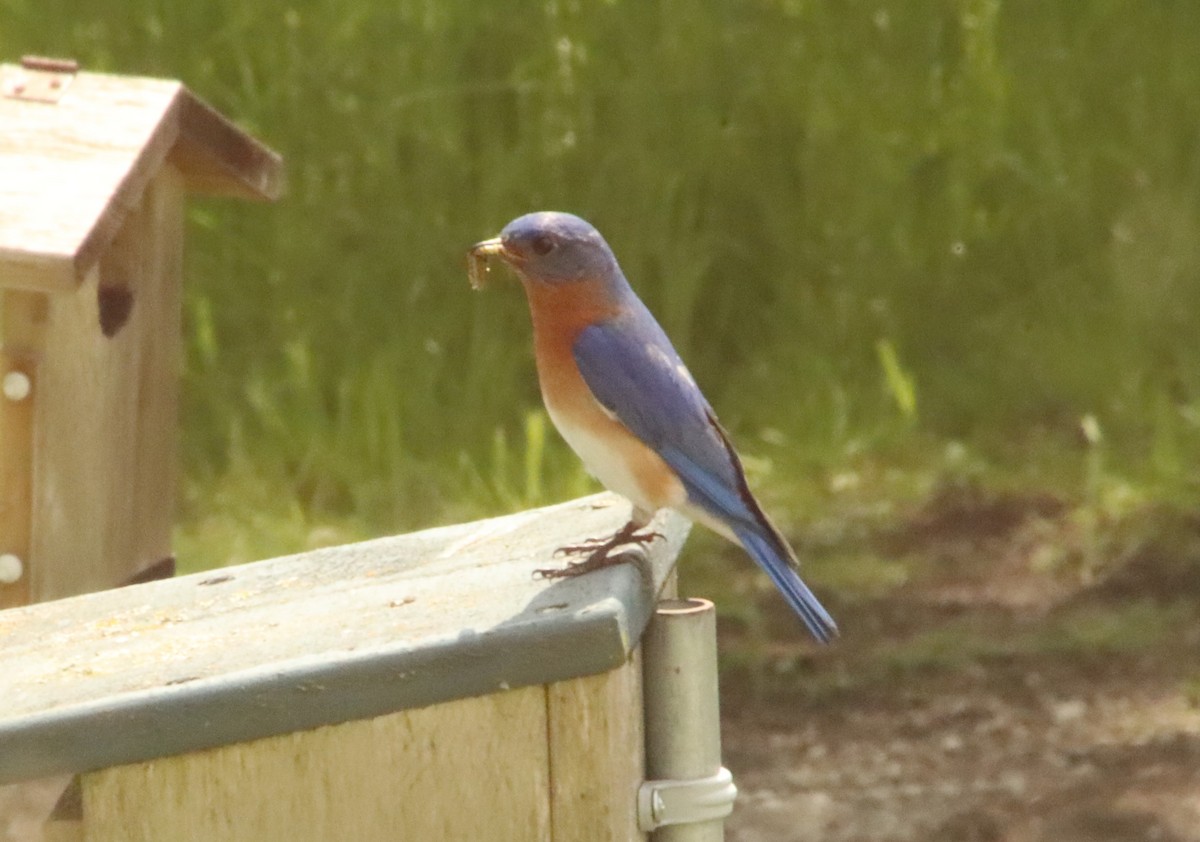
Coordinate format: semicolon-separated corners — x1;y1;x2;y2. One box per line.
531;234;555;256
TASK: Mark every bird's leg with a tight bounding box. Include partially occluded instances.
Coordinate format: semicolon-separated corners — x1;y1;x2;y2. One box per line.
536;520;664;580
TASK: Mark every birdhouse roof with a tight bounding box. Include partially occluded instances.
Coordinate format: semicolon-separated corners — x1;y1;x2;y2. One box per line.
0;59;283;292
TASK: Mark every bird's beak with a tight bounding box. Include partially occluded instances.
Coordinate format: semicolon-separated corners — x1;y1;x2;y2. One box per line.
470;237;505;257
468;236;508;289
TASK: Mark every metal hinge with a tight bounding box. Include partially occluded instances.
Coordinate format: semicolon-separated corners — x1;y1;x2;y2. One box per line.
637;766;737;832
2;56;79;104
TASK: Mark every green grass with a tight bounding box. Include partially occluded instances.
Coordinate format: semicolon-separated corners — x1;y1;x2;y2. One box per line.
718;594;1200;706
3;1;1200;573
887;599;1191;673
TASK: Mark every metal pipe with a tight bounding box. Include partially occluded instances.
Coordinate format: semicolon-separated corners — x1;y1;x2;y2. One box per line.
640;597;734;841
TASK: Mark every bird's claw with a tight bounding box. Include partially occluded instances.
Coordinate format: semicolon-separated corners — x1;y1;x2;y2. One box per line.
536;526;664;580
534;549;634;580
552;536;611;558
534;559;603;580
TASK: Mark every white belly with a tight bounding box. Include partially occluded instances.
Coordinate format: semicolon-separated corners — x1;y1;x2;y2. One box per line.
545;400;685;520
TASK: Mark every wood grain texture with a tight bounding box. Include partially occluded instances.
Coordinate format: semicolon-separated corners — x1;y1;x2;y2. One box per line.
39;820;81;842
83;686;551;842
0;63;281;292
168;91;284;201
26;166;183;600
547;652;647;842
0;67;176;291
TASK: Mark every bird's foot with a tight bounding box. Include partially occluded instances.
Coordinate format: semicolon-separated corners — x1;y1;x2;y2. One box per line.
535;521;663;580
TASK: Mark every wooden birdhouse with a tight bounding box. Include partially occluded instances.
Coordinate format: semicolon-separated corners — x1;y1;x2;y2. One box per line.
0;57;282;609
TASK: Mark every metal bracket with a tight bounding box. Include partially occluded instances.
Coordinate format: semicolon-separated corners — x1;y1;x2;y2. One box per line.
637;766;737;832
2;56;79;104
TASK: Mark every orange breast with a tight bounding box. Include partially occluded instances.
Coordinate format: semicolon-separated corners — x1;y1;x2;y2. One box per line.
521;277;618;405
520;278;684;513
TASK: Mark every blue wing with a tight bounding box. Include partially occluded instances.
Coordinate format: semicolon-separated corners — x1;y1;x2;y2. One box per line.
572;304;837;642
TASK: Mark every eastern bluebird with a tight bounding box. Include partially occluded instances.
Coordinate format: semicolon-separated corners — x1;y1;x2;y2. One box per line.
470;211;837;643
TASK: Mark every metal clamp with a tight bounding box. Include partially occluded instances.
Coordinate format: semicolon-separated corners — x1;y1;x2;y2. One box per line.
637;766;737;832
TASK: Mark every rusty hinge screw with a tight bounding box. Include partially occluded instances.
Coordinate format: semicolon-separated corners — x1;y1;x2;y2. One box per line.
20;56;80;73
4;56;79;103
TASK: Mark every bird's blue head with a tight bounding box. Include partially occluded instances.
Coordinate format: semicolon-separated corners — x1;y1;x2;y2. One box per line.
470;212;620;287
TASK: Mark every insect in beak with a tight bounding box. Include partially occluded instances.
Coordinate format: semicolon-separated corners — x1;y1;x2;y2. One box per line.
468;237;505;289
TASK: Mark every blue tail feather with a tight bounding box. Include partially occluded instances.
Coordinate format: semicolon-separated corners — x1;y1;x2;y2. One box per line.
732;523;838;644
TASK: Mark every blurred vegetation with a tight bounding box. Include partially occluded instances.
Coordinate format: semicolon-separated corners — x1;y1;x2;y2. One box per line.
3;1;1199;582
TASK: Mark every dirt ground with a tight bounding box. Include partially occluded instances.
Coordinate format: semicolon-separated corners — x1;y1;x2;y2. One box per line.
720;491;1200;842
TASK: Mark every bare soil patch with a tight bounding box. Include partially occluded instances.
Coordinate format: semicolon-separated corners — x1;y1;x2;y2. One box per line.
721;491;1200;841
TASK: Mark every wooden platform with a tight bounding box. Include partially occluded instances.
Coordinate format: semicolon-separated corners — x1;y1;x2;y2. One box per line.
0;493;688;786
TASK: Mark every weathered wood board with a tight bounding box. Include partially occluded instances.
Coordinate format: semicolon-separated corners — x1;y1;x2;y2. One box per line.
0;493;688;786
84;684;554;842
76;653;652;842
